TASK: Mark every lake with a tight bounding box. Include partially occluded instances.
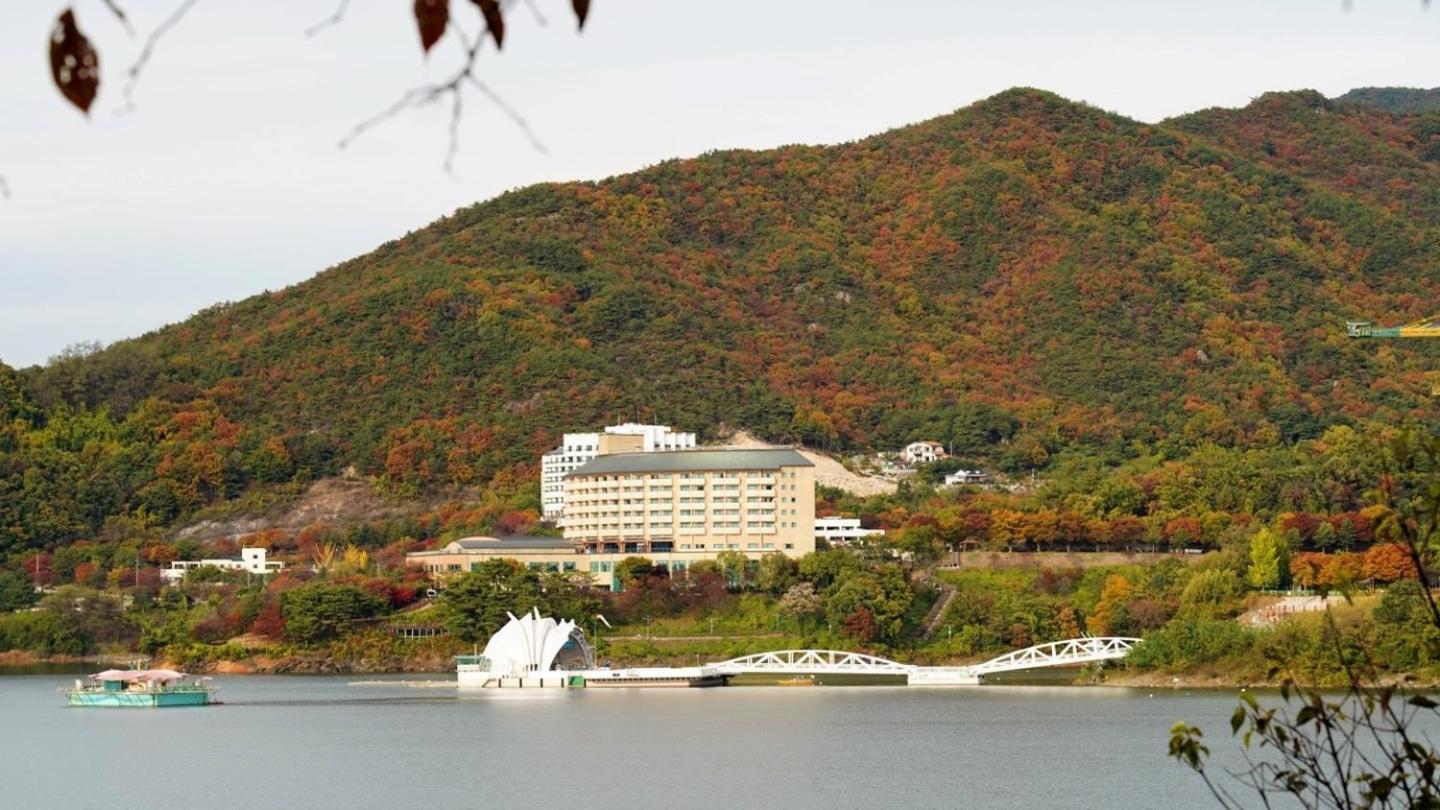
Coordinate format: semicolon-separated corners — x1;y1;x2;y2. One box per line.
0;672;1260;809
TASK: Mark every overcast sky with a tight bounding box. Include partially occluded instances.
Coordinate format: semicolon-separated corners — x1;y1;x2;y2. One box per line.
2;0;1437;368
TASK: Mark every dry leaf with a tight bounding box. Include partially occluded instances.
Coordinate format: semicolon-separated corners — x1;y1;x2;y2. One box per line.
471;0;504;49
49;10;100;114
414;0;449;54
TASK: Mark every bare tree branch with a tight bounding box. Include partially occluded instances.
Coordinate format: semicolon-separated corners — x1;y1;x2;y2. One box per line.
102;0;135;36
466;76;547;153
120;0;201;114
520;0;550;27
338;0;546;173
0;175;11;200
304;0;352;38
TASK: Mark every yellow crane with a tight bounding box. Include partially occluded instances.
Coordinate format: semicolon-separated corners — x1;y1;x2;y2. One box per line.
1346;315;1440;395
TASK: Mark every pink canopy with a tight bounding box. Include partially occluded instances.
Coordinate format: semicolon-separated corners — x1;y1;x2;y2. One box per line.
90;669;188;682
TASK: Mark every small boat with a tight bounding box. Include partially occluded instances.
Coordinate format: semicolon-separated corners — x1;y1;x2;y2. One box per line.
63;668;217;708
777;675;817;687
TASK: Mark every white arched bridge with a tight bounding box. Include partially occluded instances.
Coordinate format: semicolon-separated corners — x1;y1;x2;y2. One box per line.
709;637;1141;686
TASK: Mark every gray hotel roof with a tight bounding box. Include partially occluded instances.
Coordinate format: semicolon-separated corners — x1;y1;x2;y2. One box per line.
452;536;574;550
568;448;812;477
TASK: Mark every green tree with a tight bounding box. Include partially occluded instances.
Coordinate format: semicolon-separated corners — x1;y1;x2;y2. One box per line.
755;552;798;597
0;610;87;655
537;571;601;623
0;569;38;612
614;557;657;588
280;582;386;643
714;550;750;589
436;560;541;642
797;549;865;591
1178;569;1242;616
1246;527;1287;590
824;565;913;643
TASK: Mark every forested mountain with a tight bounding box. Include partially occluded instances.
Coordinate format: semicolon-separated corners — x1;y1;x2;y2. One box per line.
4;87;1440;554
1335;86;1440;114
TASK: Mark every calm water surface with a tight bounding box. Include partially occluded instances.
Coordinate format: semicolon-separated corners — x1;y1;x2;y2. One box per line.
0;672;1256;809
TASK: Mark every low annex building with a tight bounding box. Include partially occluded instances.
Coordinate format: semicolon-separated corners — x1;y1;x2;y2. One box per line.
408;447;816;590
161;548;283;584
814;516;884;545
410;536;584;575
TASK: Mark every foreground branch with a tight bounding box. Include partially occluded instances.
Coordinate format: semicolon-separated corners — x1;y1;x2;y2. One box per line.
120;0;201;113
338;1;546;173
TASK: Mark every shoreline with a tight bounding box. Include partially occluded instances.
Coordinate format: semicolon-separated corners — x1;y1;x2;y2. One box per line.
5;649;1434;690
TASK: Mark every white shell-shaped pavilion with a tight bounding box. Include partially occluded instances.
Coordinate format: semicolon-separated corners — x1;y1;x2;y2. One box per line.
460;609;594;683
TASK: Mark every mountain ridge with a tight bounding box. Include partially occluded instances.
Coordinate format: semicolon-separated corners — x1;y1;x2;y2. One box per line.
3;86;1439;551
1334;86;1440;114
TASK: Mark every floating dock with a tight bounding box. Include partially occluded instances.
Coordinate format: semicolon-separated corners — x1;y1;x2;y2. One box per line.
459;665;728;689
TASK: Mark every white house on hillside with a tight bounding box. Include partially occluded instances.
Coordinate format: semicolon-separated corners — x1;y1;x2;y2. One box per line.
944;469;991;487
161;548;283;584
903;441;947;465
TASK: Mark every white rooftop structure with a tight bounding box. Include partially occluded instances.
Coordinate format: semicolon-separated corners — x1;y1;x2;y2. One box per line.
541;423;697;521
815;516;884;545
161;548;283;583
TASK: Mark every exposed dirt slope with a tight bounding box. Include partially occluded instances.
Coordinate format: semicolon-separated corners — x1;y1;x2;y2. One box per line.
715;430;896;496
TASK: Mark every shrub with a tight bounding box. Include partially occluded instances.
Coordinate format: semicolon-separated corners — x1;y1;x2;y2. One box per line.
1128;617;1255;669
280;582;386;643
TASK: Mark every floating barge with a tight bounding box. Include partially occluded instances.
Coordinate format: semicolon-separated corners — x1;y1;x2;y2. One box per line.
64;668;216;708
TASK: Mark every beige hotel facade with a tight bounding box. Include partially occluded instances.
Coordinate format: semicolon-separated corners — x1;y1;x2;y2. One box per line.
407;448;816;590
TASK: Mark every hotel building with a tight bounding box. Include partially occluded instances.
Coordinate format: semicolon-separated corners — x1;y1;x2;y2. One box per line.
540;423;696;521
562;448;815;556
409;447;815;590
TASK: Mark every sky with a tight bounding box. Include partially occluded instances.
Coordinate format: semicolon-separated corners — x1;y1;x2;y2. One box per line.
2;0;1438;368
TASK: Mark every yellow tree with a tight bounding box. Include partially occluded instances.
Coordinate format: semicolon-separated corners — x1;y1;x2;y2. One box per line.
988;509;1026;552
1085;574;1131;636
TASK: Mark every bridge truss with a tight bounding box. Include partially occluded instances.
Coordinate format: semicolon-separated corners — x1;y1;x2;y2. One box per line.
709;637;1140;684
965;636;1140;676
712;649;914;676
